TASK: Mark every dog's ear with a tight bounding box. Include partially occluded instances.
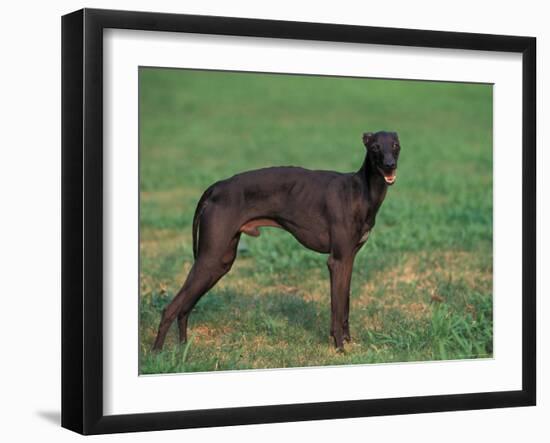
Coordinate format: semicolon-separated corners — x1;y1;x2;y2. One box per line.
362;132;374;149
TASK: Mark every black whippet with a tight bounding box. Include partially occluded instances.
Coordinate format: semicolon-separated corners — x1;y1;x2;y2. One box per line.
153;131;401;351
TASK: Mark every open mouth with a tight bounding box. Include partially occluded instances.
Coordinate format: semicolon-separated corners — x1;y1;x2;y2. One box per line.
379;168;397;185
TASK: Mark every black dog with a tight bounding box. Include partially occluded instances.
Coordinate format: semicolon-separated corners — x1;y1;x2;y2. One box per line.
153;131;401;351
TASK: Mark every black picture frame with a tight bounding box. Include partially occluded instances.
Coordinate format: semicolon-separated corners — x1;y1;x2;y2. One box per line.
61;8;536;435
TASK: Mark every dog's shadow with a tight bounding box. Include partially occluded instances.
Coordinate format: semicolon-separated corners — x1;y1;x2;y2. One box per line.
195;287;328;343
264;292;325;333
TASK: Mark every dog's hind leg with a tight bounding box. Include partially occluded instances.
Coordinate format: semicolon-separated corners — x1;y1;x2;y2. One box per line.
176;234;241;343
152;212;241;351
177;308;190;344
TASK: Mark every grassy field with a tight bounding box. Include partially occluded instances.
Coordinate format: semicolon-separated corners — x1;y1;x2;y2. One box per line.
139;68;493;374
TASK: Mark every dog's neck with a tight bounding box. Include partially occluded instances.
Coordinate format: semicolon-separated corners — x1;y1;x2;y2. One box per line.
357;153;388;210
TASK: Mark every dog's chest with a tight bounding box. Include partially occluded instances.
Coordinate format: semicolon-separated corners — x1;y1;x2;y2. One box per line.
359;229;371;244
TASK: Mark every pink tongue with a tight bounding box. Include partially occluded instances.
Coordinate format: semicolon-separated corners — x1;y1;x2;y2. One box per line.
383;172;396;184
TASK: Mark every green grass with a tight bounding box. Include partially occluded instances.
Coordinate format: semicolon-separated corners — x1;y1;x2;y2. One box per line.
138;68;493;374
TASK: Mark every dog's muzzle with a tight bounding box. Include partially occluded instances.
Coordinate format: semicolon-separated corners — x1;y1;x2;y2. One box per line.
379;168;397;185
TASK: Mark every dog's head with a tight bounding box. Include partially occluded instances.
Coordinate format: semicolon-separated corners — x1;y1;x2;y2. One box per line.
362;131;401;185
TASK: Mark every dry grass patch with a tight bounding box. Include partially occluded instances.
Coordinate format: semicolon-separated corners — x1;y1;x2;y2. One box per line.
140;228;190;260
141;187;202;206
355;249;491;322
359;249;491;302
192;325;234;345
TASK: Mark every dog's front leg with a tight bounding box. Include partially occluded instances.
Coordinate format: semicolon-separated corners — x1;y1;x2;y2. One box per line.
327;254;354;351
343;293;351;343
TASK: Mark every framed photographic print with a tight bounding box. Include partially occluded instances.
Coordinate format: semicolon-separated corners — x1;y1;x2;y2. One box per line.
61;8;536;435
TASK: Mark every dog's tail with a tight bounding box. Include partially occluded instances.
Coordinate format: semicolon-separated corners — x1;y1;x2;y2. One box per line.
192;185;214;260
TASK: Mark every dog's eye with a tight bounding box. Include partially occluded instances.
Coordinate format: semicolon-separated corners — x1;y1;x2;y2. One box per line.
371;144;380;152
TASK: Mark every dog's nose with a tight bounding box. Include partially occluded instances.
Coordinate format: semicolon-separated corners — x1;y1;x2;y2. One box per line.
384;161;396;170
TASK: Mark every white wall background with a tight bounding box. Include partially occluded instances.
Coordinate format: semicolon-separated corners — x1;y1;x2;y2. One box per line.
0;0;546;441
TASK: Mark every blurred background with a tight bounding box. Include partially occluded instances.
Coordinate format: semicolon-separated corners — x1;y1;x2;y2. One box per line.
139;68;493;373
